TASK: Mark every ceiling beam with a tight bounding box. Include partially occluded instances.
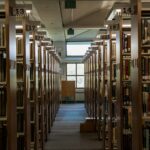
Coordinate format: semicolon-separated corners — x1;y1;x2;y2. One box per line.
63;8;108;28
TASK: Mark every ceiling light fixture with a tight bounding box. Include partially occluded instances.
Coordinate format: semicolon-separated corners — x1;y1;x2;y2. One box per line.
67;28;74;35
26;10;31;14
122;24;131;28
15;25;23;29
65;0;76;9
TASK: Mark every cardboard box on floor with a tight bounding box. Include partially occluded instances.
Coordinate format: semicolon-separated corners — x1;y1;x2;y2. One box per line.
80;117;96;133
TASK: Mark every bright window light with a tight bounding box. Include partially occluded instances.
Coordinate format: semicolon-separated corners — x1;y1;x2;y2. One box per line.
67;42;90;56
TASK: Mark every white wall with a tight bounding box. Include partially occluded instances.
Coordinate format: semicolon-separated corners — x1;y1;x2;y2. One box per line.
54;41;85;102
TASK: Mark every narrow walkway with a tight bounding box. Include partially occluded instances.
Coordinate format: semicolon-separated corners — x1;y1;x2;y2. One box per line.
44;104;102;150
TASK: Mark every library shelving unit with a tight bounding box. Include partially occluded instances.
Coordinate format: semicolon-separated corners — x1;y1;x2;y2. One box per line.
105;29;117;150
94;32;109;149
83;50;90;116
15;6;41;149
130;0;150;150
104;2;133;150
83;49;92;117
48;47;61;128
34;31;61;150
29;22;41;150
83;1;150;150
0;0;17;149
0;1;61;149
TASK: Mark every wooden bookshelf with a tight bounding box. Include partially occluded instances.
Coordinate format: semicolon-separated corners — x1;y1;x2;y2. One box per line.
0;0;17;150
16;16;31;150
99;37;107;149
0;1;61;150
130;0;150;150
104;3;132;150
29;26;41;150
83;1;150;150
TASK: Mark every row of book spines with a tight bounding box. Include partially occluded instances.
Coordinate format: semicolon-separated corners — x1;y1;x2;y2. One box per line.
123;86;131;106
17;112;24;133
17;63;24;81
122;34;131;53
111;43;116;59
142;85;150;114
0;51;6;82
31;124;35;142
30;105;35;122
112;64;116;79
30;43;34;60
123;107;132;129
0;88;7;117
123;134;132;150
17;136;24;150
17;89;24;107
17;38;35;58
112;61;130;81
112;127;117;145
142;57;150;80
30;64;34;80
123;60;130;80
16;38;23;55
141;19;150;45
0;123;7;149
0;24;6;47
143;127;150;149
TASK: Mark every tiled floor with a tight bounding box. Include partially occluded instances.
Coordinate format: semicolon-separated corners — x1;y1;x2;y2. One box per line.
44;104;102;150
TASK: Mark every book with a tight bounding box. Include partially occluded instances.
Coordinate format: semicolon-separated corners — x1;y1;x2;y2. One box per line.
31;124;35;142
0;24;6;47
17;136;24;150
0;123;7;149
17;62;24;81
123;59;131;80
142;84;150;115
142;56;150;80
17;111;24;132
30;43;33;59
17;85;24;107
0;51;6;82
143;124;150;150
123;83;131;106
16;38;23;56
141;19;150;45
30;104;35;122
122;34;131;53
0;88;7;117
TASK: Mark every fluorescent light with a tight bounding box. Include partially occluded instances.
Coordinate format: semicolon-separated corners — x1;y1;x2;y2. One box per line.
112;34;116;38
15;25;23;29
29;35;33;38
105;24;108;28
46;45;54;48
26;10;31;14
37;25;40;28
16;35;23;38
112;40;116;43
116;9;121;13
122;24;131;28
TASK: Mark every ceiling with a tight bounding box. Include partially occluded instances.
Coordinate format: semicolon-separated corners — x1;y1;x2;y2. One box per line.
17;0;130;42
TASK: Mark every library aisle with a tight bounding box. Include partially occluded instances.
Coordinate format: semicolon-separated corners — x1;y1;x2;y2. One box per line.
44;104;102;150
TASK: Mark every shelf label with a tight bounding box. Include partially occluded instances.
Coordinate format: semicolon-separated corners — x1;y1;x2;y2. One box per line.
122;5;137;15
26;25;36;31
